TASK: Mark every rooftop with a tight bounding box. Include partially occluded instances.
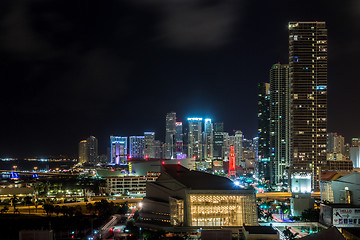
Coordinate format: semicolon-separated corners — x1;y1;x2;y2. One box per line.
243;225;278;235
299;226;345;240
161;164;244;191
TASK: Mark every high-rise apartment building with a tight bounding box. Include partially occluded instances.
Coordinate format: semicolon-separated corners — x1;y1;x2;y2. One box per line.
78;136;98;164
327;133;345;155
187;118;203;160
270;63;291;186
289;22;327;189
110;136;128;164
78;140;88;164
204;118;214;162
129;136;145;159
144;132;156;159
165;112;176;159
87;136;98;164
257;82;271;181
175;122;183;157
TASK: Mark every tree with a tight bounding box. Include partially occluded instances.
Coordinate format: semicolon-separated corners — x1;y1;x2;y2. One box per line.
283;226;299;240
301;208;320;222
24;196;32;214
43;203;54;216
86;203;93;214
54;205;61;216
10;195;19;212
1;206;9;214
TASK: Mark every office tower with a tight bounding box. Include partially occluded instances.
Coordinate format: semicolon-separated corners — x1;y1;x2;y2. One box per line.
352;138;360;147
78;140;88;164
213;129;224;161
234;131;243;168
257;82;271;181
223;132;230;160
327;133;345;155
270;63;291;186
289;22;327;189
110;136;128;164
175;122;184;157
204;118;214;162
187;118;203;160
144;132;155;158
165;112;176;159
86;136;98;164
154;140;163;159
129;136;145;159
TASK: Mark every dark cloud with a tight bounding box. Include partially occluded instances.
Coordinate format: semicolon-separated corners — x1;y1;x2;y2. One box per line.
128;0;242;49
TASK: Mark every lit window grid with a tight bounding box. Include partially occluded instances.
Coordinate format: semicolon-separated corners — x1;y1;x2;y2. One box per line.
188;194;257;227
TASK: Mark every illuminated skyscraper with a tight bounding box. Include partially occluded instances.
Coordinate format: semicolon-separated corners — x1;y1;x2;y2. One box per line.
129;136;145;159
187;118;203;160
213;123;224;161
270;63;291;186
110;136;128;164
87;136;98;164
289;22;327;189
257;82;271;181
144;132;156;159
234;131;243;168
165;112;176;159
78;140;88;164
175;122;184;157
204;118;214;162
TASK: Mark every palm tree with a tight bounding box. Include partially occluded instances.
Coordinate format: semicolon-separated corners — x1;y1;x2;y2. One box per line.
10;195;19;213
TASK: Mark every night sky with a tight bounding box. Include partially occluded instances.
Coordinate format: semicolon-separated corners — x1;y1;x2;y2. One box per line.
1;0;360;157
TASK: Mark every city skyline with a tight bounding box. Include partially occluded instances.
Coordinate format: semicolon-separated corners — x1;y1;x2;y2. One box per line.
1;1;360;157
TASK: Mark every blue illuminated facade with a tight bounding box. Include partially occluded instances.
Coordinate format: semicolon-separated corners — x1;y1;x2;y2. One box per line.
110;136;128;165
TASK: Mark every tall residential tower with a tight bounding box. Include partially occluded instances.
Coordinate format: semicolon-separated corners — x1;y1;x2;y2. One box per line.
270;63;291;186
289;22;327;189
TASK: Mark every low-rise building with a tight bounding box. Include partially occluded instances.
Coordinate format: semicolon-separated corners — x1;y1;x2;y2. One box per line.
101;176;157;195
139;164;258;230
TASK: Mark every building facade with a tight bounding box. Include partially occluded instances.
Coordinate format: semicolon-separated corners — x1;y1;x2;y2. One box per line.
257;82;271;181
289;22;328;190
175;122;184;157
110;136;128;164
78;140;88;164
327;133;345;155
144;132;156;159
165;112;176;159
187;118;203;160
139;164;257;229
86;136;98;164
270;63;291;186
129;136;145;159
203;118;214;162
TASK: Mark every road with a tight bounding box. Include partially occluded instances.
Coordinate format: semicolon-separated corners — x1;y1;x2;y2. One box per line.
256;192;321;199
